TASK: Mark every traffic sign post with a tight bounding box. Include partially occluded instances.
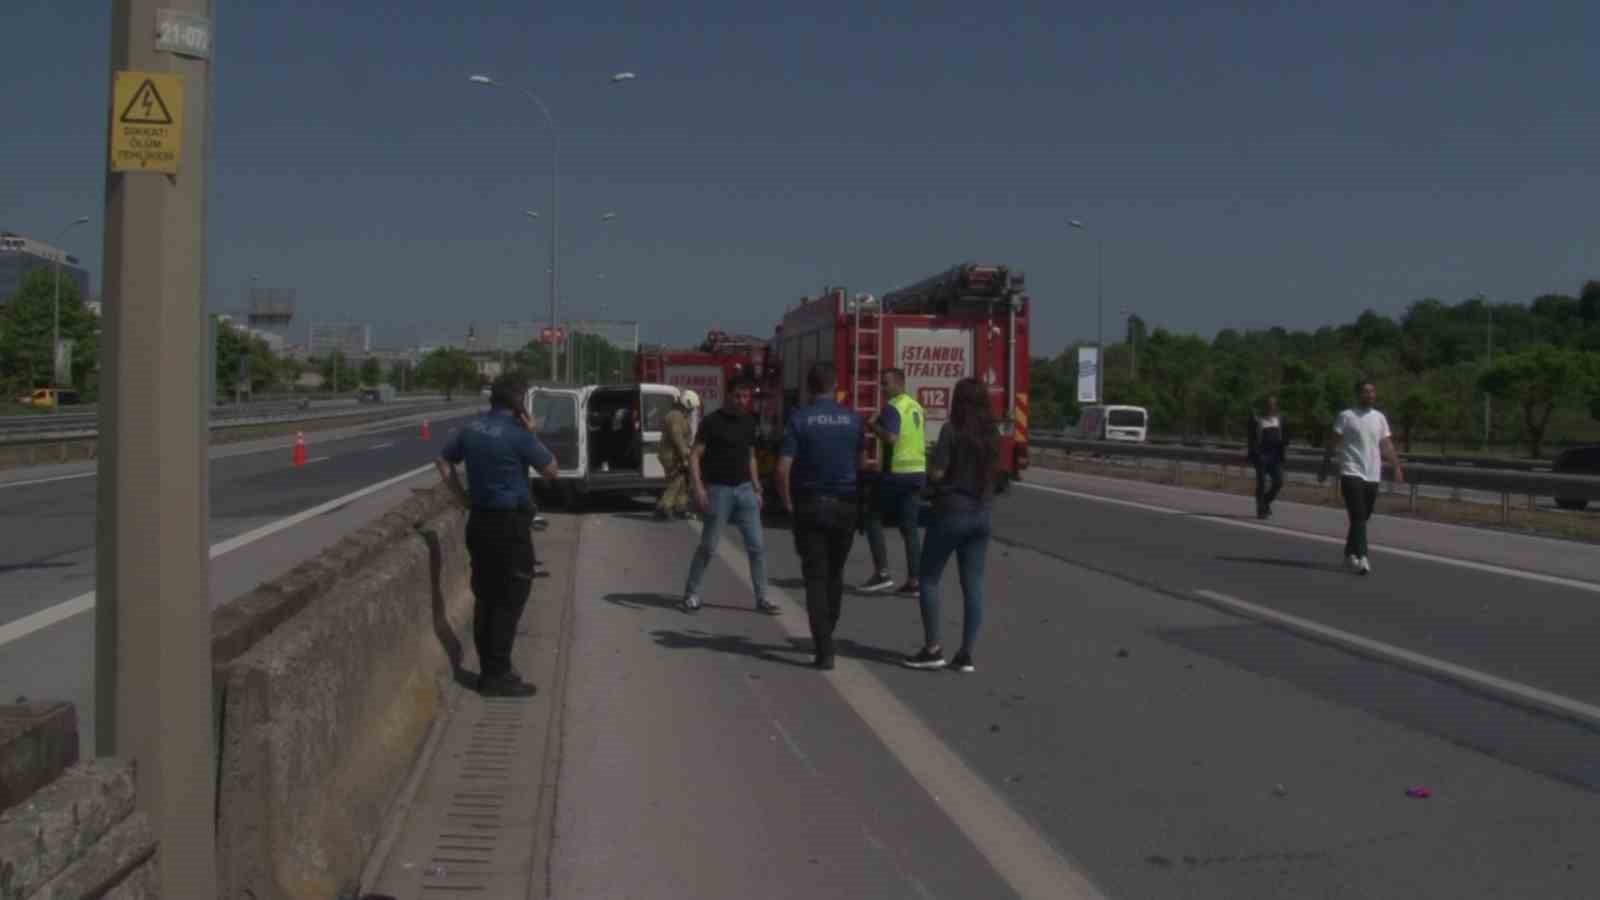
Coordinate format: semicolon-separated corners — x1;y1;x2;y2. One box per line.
97;1;218;896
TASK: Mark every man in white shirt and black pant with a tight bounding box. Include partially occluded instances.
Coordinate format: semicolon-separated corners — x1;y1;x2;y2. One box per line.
1320;380;1405;575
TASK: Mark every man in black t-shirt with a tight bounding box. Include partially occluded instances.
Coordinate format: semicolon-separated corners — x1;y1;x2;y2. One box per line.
682;378;776;614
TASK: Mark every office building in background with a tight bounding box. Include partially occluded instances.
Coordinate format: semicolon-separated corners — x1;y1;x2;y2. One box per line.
0;231;91;305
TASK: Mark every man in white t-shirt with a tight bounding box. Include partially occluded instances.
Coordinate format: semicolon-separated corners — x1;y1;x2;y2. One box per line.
1319;380;1405;575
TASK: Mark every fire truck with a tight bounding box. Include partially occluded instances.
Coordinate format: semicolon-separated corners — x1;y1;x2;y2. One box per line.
763;263;1031;488
634;329;776;414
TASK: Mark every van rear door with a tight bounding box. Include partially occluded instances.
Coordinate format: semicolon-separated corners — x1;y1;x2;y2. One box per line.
529;387;585;477
640;385;679;480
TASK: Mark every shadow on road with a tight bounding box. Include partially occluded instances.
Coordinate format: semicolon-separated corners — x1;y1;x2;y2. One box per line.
648;628;815;668
1215;555;1352;575
1158;622;1600;793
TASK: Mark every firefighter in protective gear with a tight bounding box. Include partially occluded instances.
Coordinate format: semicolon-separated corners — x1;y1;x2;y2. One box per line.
655;389;699;519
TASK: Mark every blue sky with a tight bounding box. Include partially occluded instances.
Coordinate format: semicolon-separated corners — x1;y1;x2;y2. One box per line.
4;0;1598;353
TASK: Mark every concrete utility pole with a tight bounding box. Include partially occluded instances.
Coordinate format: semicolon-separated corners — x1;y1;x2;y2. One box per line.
97;1;219;896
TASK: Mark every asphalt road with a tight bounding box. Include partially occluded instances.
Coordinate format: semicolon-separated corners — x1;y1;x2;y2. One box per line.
0;406;481;751
550;467;1600;899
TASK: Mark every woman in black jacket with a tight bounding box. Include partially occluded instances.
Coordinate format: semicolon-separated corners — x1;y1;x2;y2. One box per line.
902;378;1000;673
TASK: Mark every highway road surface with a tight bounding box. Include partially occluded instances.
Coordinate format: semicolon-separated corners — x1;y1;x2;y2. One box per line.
548;465;1599;899
0;405;482;752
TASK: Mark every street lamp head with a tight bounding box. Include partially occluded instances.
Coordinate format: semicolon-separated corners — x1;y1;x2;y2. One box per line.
600;212;617;221
1069;219;1087;229
468;75;496;86
72;216;90;225
610;72;637;83
524;210;540;219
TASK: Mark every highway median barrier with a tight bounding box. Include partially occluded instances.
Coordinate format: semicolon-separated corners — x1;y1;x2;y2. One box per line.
212;481;474;900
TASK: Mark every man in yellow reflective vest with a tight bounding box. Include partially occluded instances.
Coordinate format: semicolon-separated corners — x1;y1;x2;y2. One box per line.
862;368;926;595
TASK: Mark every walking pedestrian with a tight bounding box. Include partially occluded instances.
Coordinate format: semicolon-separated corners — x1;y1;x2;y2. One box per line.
1248;394;1287;519
861;368;927;595
776;363;866;670
903;378;1000;673
436;375;560;697
682;377;777;614
1320;380;1405;575
654;389;699;520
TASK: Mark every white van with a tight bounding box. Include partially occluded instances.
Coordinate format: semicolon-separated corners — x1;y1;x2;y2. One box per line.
1075;404;1149;442
526;383;688;509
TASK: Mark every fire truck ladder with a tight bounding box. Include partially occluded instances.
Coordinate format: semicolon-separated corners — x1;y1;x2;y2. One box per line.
853;293;883;465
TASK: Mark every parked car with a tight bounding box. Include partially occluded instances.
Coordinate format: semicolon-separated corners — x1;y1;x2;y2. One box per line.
1552;445;1600;511
356;385;395;403
17;388;81;409
1074;404;1149;442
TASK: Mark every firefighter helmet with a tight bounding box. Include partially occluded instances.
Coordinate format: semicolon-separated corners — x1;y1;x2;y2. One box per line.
679;389;701;411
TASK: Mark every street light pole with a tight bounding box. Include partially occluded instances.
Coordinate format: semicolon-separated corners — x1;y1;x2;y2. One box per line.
51;217;89;408
472;73;633;383
473;76;559;382
1123;309;1137;380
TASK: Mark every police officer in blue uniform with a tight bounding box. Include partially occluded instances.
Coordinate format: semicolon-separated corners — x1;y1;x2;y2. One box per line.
436;375;559;697
776;362;866;671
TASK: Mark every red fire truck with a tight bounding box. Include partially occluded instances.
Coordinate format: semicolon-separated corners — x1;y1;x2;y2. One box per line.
634;330;775;413
763;263;1032;487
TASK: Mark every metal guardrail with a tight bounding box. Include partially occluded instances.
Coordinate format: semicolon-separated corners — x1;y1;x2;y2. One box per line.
1030;435;1600;522
1034;431;1565;474
0;395;456;441
0;395;468;445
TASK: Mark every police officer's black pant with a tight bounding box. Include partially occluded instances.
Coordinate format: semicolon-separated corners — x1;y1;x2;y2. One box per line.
466;509;536;679
792;495;858;658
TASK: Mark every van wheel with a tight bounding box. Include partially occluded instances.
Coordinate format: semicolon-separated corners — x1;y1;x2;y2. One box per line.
1554;498;1589;511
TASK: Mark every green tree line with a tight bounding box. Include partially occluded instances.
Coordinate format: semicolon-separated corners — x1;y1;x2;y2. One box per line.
1029;281;1600;458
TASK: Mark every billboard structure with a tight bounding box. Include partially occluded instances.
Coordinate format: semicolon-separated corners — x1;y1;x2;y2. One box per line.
1076;346;1099;404
308;321;372;358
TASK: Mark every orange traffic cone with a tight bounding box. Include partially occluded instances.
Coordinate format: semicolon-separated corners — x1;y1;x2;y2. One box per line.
292;432;308;467
421;419;431;440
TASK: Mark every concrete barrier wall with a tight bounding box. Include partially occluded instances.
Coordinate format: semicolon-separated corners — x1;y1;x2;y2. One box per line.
214;484;473;900
0;759;156;899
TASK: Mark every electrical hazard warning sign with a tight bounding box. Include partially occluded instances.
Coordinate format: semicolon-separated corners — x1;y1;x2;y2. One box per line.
110;71;183;174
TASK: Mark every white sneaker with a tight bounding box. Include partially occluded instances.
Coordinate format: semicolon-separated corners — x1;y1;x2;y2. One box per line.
1346;554;1362;572
1358;556;1372;575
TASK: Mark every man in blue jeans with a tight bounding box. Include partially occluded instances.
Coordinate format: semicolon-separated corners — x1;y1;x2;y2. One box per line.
682;377;777;614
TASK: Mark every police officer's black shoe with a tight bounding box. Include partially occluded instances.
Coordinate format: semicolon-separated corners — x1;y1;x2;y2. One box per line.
479;673;538;698
814;654;835;671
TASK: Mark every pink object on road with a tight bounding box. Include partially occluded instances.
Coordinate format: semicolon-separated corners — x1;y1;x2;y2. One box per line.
1405;787;1432;799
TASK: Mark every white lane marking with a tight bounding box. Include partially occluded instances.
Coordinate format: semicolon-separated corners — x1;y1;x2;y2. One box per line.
1194;589;1600;730
304;456;331;464
0;594;95;650
702;526;1106;900
369;442;395;450
1018;481;1600;595
0;470;97;489
0;463;436;649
